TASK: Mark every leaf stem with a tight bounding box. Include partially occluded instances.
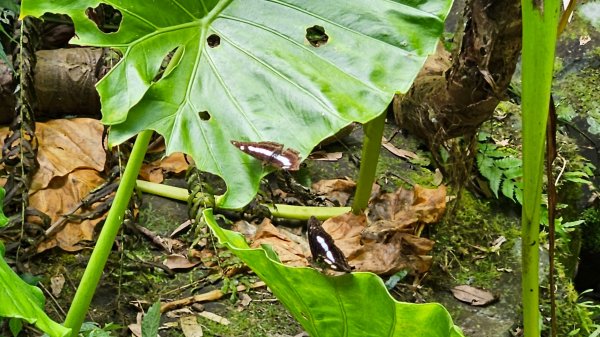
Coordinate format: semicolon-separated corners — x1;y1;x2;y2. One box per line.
520;0;560;335
135;179;351;220
63;130;153;337
351;112;386;214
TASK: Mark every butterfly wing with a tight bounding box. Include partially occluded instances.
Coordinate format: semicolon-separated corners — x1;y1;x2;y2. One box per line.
307;216;353;273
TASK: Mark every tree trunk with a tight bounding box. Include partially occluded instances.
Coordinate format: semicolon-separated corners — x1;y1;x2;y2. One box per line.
0;47;108;124
394;0;522;148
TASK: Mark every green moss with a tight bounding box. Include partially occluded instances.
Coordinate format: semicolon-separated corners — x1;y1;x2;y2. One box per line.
555;63;600;117
431;191;520;289
581;208;600;254
197;297;302;336
540;263;598;336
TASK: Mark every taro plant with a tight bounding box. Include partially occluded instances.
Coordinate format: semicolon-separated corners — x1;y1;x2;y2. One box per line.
19;0;467;336
520;0;561;335
0;187;70;337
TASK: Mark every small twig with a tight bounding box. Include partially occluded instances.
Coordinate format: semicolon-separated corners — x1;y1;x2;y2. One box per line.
160;281;266;313
133;224;171;252
546;97;558;337
38;282;67;320
553;155;568;186
125;252;175;277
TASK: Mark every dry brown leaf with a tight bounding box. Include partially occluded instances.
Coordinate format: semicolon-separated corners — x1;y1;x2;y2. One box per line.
50;274;65;297
139;152;190;183
320;212;364;258
239;293;252;307
231;220;258;238
163;254;200;270
311;178;356;206
128;312;143;337
411;185;447;223
189;249;216;267
138;164;164;183
451;285;497;306
198;312;230;325
165;308;195;318
170;219;194;237
33;169;106;252
180;316;203;337
351;237;433;275
308;151;343;161
382;137;419;159
251;219;309;267
302;185;446;275
31;119;105;193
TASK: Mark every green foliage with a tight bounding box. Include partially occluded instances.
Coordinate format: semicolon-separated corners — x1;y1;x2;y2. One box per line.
141;302;160;337
586;108;600;136
78;322;121;337
21;0;452;209
476;132;523;202
581;208;600;254
520;0;561;334
573;291;600;336
476;132;595;239
9;317;23;337
0;0;17;73
0;242;70;337
19;1;459;335
0;188;7;227
203;209;465;337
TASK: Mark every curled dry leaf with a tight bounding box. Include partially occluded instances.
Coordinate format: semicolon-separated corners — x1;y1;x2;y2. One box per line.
31;118;105;193
356;185;446;274
451;285;497;306
139;152;190;183
198;311;230;325
308;150;343;161
381;137;419;160
239;293;252;307
33;169;107;252
250;219;309;267
163;254;200;270
3;119;110;252
232;220;258;239
166;308;195;318
180;316;203;337
50;274;65;297
304;211;433;275
248;185;446;276
311;185;444;275
311;178;356;206
366;184;447;240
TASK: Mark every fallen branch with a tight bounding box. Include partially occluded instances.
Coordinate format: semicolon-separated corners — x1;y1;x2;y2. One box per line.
160;281;266;313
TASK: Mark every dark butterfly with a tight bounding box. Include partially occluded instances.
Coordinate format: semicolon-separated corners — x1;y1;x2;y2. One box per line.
231;140;301;171
307;216;353;273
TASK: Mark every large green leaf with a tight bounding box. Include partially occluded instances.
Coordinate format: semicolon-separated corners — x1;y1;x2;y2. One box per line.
203;209;464;337
0;187;8;227
21;0;451;208
0;242;71;337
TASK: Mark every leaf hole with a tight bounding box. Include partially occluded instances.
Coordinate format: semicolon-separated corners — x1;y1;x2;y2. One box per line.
207;34;221;48
198;111;211;121
306;25;328;47
85;3;122;33
152;47;179;83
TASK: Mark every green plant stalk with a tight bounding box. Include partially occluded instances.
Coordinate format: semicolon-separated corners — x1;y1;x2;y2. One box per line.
135;179;351;220
520;1;560;336
136;179;189;201
352;112;386;214
63;130;153;337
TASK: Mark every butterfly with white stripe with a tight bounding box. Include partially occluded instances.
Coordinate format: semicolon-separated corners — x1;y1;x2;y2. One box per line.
307;216;353;273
